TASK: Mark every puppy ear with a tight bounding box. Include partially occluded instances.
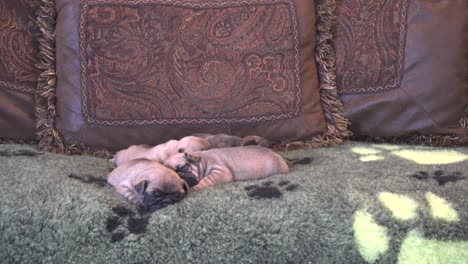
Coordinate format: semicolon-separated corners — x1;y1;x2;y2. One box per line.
179;173;199;187
134;180;149;195
198;138;210;150
184;152;201;163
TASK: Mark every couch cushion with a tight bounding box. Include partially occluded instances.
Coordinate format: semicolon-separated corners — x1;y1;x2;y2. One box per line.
38;0;349;150
0;0;40;140
335;0;468;142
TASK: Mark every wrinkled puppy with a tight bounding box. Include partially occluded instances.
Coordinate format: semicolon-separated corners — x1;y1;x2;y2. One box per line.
164;146;289;190
108;159;188;212
111;136;210;166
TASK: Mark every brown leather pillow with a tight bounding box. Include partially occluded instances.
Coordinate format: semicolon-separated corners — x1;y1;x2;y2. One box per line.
336;0;468;144
0;0;40;141
37;0;349;151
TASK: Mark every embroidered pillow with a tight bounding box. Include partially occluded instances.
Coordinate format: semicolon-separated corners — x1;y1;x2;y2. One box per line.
0;0;40;141
37;0;349;152
335;0;468;145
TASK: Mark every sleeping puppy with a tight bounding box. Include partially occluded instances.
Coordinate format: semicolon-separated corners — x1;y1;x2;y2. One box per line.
110;134;270;166
164;146;289;191
110;136;210;166
193;133;271;148
107;159;188;212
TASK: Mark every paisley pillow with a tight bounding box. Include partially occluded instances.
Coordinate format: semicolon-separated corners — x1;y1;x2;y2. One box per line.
335;0;468;145
0;0;40;141
37;0;350;152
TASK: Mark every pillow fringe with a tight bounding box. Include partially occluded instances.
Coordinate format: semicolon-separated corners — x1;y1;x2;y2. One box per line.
274;0;353;151
35;0;114;158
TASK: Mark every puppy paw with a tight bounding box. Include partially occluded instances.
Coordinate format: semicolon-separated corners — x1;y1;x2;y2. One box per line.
244;180;299;199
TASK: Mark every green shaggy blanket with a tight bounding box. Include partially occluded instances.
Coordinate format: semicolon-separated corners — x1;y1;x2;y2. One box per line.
0;142;467;264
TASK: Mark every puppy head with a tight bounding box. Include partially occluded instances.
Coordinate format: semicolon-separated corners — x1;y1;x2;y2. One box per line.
177;136;209;154
133;162;189;212
164;152;202;187
135;180;187;213
111;145;152;166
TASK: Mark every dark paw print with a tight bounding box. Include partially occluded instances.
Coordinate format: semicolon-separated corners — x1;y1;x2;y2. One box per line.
68;173;108;188
286;157;313;165
106;206;152;243
409;170;465;186
0;149;44;157
245;180;299;199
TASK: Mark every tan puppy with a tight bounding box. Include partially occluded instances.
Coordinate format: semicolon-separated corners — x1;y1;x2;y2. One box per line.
164;146;289;191
110;136;210;166
107;159;188;211
193;133;271;148
110;134;269;166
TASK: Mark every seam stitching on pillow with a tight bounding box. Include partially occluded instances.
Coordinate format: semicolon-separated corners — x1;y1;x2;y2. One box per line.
0;81;35;94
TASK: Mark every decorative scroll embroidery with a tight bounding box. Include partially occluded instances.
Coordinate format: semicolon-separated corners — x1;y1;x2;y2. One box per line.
335;0;409;94
0;0;40;94
80;0;301;126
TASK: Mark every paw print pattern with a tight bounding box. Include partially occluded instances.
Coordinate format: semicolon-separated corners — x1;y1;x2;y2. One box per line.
106;206;152;243
409;170;466;186
68;173;108;187
286;157;314;165
0;149;44;157
244;180;299;199
350;144;468;165
353;192;466;264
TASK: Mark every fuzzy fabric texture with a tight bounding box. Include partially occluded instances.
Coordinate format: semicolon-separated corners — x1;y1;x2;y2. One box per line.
0;142;467;264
